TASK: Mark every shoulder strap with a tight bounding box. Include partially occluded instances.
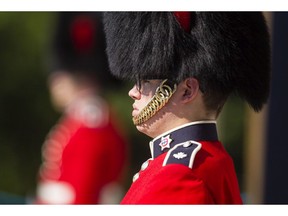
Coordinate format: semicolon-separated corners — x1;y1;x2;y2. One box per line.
163;141;202;169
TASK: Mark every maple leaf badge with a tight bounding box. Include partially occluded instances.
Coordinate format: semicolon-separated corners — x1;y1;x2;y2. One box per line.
173;152;187;159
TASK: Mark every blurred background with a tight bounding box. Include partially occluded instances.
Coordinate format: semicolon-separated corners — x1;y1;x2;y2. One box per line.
0;12;287;204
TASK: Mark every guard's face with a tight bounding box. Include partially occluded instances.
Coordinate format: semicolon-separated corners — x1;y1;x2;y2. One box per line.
128;79;163;120
128;79;179;138
49;71;78;112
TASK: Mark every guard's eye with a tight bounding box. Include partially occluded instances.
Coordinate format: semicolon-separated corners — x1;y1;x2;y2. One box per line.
136;80;150;92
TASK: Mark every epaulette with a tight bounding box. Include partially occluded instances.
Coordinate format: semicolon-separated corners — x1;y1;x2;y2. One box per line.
162;141;201;169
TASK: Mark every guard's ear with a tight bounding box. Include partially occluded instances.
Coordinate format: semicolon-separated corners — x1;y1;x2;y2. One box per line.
181;77;200;103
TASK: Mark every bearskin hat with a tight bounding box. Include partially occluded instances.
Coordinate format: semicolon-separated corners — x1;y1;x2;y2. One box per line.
49;12;119;86
103;12;271;111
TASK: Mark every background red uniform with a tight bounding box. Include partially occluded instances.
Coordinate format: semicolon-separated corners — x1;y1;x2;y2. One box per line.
35;12;129;204
36;96;128;204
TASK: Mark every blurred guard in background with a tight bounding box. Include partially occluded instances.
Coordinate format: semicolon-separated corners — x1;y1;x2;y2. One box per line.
103;12;270;204
35;12;128;204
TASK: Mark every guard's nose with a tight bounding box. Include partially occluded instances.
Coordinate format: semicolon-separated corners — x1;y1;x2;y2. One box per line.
128;85;141;100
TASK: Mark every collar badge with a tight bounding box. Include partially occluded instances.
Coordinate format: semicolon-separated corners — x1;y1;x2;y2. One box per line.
159;134;173;151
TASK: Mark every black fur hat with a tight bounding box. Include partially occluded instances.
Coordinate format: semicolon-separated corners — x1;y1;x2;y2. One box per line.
103;12;271;111
50;12;118;86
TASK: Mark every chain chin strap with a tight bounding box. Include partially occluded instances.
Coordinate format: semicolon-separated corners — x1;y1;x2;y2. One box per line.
133;79;177;125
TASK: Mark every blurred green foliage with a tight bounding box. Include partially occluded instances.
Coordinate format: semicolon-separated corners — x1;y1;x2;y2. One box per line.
0;12;59;198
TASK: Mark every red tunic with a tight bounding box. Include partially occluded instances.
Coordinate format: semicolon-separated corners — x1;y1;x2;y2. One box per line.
121;121;242;204
36;96;128;204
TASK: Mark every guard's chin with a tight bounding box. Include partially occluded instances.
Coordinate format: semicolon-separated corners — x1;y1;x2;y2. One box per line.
134;122;151;137
135;117;161;138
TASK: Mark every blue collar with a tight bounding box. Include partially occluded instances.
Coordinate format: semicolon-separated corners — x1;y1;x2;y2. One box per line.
149;121;218;159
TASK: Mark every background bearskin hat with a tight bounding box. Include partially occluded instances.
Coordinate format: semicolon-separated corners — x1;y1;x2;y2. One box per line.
103;12;271;112
49;12;119;87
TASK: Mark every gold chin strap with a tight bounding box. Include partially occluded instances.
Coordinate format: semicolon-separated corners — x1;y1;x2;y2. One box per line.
133;79;177;125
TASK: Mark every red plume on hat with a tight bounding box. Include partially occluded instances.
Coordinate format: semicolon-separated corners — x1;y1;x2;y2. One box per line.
173;12;191;32
103;12;271;112
70;15;96;54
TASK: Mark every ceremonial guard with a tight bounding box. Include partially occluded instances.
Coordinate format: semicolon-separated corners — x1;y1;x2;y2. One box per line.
103;12;270;204
35;12;128;204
